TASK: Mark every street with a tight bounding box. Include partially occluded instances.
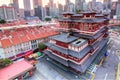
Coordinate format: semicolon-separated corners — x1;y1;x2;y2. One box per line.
95;29;120;80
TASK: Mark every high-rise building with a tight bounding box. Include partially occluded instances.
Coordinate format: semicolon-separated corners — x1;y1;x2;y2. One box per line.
42;5;51;20
87;0;103;13
33;0;42;19
110;2;117;18
44;12;109;73
116;0;120;19
0;6;18;21
49;0;54;8
58;3;64;18
12;0;25;18
24;0;34;17
49;0;56;18
103;0;112;9
64;0;70;11
75;0;85;11
45;5;50;16
68;2;75;12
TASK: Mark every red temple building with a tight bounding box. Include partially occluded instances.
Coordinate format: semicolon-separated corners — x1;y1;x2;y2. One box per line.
44;11;109;73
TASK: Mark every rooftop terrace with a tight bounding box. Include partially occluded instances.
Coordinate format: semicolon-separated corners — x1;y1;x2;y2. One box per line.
51;33;78;43
70;38;87;47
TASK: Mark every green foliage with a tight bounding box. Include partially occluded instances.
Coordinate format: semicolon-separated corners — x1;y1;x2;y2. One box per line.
38;43;47;51
0;19;6;24
54;16;59;19
45;17;51;21
0;58;12;68
76;9;81;13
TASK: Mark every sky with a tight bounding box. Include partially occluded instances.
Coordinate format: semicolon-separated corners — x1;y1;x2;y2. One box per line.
42;0;75;6
0;0;118;7
0;0;11;6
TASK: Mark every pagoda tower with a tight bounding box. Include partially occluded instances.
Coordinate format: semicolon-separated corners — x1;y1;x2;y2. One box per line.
44;11;109;73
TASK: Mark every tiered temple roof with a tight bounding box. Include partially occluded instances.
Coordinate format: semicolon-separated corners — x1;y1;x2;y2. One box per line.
44;11;109;73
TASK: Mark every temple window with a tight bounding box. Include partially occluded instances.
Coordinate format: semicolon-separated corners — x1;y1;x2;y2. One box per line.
75;47;78;52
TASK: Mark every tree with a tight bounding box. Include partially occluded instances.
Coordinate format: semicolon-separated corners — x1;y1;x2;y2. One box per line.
0;58;12;68
54;16;59;19
38;43;47;51
45;17;51;21
76;9;81;14
0;19;6;24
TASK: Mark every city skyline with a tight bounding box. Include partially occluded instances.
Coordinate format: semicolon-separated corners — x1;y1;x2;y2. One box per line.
0;0;120;80
0;0;118;7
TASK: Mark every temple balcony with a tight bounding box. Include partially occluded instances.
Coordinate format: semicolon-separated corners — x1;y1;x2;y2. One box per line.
47;48;85;64
47;47;94;65
55;41;68;49
89;32;106;45
49;33;78;49
68;39;88;52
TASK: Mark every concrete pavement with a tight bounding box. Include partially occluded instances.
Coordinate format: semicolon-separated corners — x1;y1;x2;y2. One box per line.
95;30;120;80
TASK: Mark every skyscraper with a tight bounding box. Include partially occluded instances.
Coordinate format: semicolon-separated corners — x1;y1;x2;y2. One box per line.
0;6;18;20
103;0;112;9
75;0;85;11
49;0;55;18
116;0;120;19
33;0;42;19
110;2;117;18
87;0;103;13
58;3;64;18
24;0;34;17
64;0;70;11
12;0;25;18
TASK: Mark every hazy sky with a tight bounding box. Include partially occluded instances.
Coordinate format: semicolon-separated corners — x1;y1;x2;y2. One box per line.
0;0;11;6
0;0;118;7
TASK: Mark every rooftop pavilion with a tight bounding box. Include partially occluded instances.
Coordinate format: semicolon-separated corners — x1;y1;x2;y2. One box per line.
58;11;109;35
51;33;78;43
70;38;87;47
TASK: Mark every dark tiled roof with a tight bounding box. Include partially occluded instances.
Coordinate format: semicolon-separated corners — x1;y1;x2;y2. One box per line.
50;45;68;54
51;33;78;43
95;14;104;16
59;18;106;23
73;27;107;39
72;14;83;16
68;46;91;59
75;18;106;23
70;38;87;47
62;12;74;15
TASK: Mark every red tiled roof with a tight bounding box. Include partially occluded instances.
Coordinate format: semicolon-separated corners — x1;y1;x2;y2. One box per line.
20;36;29;43
17;31;24;36
0;60;33;80
27;33;36;41
0;26;59;47
11;31;18;37
34;33;41;39
0;32;3;38
0;39;12;48
11;36;21;45
4;30;10;37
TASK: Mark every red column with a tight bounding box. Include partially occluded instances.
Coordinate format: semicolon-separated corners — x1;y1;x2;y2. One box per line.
89;24;92;31
81;23;82;31
91;24;93;31
82;23;84;31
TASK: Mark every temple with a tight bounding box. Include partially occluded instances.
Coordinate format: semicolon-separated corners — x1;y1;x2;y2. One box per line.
44;11;109;73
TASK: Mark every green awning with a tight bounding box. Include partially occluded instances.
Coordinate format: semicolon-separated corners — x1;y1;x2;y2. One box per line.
37;52;42;57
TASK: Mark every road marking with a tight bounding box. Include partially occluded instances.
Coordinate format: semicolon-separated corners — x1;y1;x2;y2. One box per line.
34;73;42;80
108;50;110;53
112;51;115;54
104;73;108;80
